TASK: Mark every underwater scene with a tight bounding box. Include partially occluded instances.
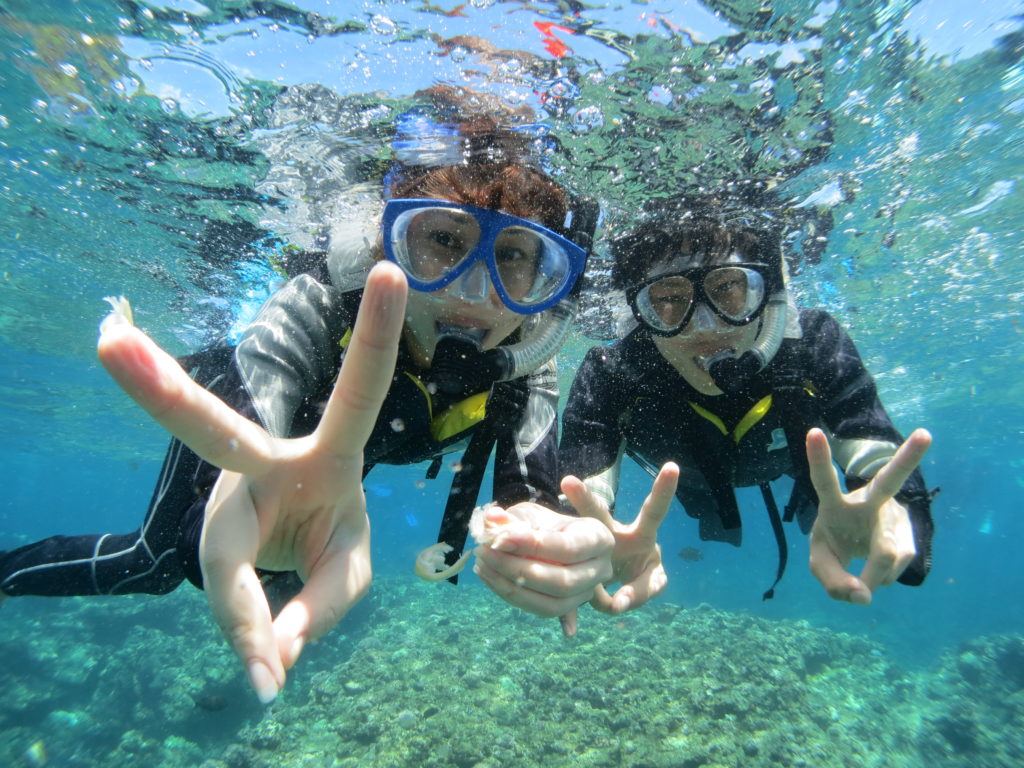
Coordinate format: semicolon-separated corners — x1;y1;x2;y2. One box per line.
1;0;1023;766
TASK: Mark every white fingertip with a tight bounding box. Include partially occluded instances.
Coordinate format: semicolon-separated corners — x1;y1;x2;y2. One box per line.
247;660;279;705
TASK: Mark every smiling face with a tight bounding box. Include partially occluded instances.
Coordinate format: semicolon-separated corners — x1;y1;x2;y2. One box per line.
402;276;524;367
385;162;569;368
652;312;760;395
615;219;769;395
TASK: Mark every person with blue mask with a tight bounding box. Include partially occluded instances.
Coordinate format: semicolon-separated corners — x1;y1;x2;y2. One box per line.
560;193;936;606
0;95;672;702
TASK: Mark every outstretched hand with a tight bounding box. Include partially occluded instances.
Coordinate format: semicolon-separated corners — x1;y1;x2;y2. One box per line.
97;262;408;703
472;502;614;638
563;462;679;616
806;427;932;605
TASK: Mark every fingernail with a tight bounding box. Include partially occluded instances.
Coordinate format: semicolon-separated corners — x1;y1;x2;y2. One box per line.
491;533;514;552
247;661;279;705
849;590;871;606
289;635;306;665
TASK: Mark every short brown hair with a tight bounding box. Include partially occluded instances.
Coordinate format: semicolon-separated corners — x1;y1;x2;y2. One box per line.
387;163;570;234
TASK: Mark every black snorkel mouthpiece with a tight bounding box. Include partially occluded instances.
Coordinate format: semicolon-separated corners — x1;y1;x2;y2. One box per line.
429;332;507;396
706;350;764;396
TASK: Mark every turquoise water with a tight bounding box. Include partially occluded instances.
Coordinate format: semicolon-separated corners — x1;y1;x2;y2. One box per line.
1;0;1023;765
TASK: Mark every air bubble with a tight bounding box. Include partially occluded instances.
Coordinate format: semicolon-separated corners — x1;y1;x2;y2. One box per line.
572;105;604;132
370;15;397;35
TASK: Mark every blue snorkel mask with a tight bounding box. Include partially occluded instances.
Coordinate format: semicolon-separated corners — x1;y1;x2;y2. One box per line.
379;104;597;394
382;199;589;315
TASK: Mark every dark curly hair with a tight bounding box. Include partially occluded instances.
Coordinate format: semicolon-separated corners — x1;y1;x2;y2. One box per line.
609;194;784;290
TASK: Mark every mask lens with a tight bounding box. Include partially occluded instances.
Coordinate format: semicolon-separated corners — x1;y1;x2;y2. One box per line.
494;226;570;306
384;200;586;314
391;207;481;283
637;275;695;332
704;266;764;322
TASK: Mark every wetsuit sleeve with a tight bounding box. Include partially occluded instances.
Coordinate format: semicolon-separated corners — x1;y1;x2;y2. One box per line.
800;309;934;584
234;274;352;438
491;361;561;510
559;345;627;513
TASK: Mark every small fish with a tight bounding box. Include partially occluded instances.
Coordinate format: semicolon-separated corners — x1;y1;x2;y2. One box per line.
366;483;393;498
194;693;230;712
678;546;704;563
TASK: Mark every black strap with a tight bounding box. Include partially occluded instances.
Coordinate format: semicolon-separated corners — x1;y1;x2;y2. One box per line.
435;418;497;584
425;456;442;480
769;341;821;516
434;379;529;584
759;482;788;600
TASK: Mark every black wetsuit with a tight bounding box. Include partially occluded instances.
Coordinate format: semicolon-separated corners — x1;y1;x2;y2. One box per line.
0;275;560;597
560;308;934;587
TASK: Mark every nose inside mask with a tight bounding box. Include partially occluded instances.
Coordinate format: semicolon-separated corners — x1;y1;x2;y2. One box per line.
691;301;720;331
451;260;490;303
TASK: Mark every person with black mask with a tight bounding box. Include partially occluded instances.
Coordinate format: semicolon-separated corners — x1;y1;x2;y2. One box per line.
560;193;935;608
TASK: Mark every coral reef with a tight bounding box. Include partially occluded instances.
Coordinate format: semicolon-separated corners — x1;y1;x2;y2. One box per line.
1;577;1021;767
916;634;1024;766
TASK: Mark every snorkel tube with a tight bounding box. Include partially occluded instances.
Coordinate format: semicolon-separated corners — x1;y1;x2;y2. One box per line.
705;234;789;394
705;288;788;394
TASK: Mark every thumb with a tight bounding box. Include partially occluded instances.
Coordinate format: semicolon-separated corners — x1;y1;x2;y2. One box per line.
560;607;579;638
278;517;372;657
809;530;871;605
589;584;617;616
562;475;614;529
274;601;311;671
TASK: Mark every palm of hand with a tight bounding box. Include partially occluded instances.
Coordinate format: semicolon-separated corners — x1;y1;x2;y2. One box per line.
806;426;931;602
98;263;408;701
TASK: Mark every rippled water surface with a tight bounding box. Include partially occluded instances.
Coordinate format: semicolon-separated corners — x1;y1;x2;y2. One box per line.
1;0;1023;765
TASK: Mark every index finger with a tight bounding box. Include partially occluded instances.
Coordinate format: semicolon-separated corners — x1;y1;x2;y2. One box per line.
865;428;932;503
315;262;408;456
805;428;844;503
98;322;273;475
634;462;679;538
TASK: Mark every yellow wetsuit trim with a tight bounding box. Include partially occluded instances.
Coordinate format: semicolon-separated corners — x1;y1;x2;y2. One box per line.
401;370;488;443
340;324;488;444
687;401;728;436
432;391;489;442
687;394;774;445
733;394;773;444
404;371;433;423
